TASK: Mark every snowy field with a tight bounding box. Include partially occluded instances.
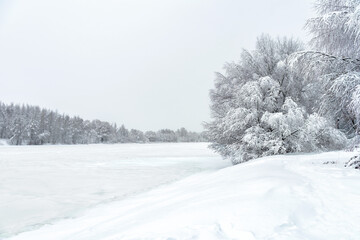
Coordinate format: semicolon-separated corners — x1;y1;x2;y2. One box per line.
2;144;360;240
0;143;229;238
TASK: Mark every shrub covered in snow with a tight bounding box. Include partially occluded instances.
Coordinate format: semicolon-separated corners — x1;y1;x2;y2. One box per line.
345;155;360;169
206;35;346;164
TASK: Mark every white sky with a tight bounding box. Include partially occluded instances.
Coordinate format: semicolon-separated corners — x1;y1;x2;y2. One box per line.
0;0;314;131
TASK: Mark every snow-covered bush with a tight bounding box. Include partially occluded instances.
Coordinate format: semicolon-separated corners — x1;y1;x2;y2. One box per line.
206;35;346;164
302;114;347;151
350;85;360;131
345;155;360;170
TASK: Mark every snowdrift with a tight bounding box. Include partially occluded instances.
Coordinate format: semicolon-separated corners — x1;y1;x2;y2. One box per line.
7;151;360;240
0;143;229;238
0;139;9;146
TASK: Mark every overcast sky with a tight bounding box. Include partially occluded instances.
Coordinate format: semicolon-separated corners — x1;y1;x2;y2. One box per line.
0;0;314;131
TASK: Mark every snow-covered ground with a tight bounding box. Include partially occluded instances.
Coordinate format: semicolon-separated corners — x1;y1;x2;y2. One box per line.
2;144;360;240
0;139;9;146
0;143;229;238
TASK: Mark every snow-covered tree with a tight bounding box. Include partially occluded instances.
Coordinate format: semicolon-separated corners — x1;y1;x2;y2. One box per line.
145;131;157;142
302;113;347;151
0;101;208;145
157;129;177;142
306;0;360;59
290;0;360;136
129;129;147;143
206;35;346;164
117;124;130;143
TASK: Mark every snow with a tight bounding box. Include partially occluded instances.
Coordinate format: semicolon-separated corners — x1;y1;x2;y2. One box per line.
0;143;229;238
2;144;360;240
0;139;9;146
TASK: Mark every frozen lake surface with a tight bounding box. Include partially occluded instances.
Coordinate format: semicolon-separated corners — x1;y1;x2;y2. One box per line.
0;143;230;238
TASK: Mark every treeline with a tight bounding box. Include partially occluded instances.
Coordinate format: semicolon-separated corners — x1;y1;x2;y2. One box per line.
0;102;207;145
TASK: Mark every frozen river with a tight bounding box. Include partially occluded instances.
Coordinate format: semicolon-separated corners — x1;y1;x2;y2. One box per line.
0;143;230;238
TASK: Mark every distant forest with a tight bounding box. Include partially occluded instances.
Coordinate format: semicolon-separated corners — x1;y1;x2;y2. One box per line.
0;102;207;145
